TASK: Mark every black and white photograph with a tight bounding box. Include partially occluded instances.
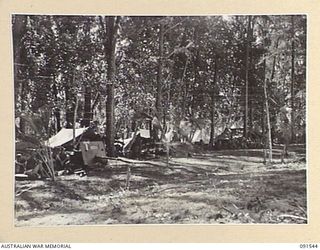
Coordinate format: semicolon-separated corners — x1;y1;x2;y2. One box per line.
13;14;307;226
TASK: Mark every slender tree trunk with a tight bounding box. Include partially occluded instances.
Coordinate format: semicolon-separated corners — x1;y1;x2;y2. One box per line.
65;75;74;129
54;108;61;132
65;93;72;129
105;64;116;156
270;38;280;82
156;22;164;119
291;15;295;142
19;80;27;133
268;38;280;144
163;109;166;130
248;95;253;132
104;16;120;157
248;46;253;131
243;15;252;138
262;100;266;164
73;95;79;144
181;57;189;118
209;59;218;147
13;16;27;134
83;86;92;127
52;83;61;132
263;57;272;164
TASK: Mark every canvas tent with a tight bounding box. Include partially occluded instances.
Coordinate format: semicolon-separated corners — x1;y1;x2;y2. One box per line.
191;129;210;144
122;129;151;151
45;128;87;148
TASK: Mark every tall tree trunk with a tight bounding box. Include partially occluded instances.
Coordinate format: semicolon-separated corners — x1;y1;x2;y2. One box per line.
248;17;255;132
270;38;280;82
54;108;61;132
291;15;295;142
104;16;120;157
243;15;252;138
64;75;74;129
248;44;253;131
73;95;79;144
156;22;164;119
13;16;27;134
181;57;189;118
52;83;61;132
268;37;280;145
19;80;27;133
162;109;166;131
209;59;218;147
83;85;92;127
263;57;272;164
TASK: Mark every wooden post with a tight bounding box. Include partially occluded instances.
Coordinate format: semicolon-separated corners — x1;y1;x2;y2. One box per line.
125;165;131;190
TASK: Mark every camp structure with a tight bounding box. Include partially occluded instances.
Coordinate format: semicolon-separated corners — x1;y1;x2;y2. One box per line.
79;141;107;166
45;128;88;148
191;128;211;144
45;127;107;167
121;129;152;157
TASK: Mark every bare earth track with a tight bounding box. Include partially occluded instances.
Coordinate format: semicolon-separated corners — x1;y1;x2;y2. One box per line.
15;145;306;226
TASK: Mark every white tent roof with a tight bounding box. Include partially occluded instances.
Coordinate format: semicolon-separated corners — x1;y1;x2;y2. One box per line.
191;129;210;144
120;129;151;151
45;128;87;148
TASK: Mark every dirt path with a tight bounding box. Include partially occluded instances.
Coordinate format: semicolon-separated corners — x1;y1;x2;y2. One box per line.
15;147;307;226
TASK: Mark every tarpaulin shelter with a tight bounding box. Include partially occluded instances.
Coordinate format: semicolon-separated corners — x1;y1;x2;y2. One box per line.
45;128;88;148
45;128;107;167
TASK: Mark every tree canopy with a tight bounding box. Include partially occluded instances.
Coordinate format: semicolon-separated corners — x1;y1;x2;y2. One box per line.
13;15;306;156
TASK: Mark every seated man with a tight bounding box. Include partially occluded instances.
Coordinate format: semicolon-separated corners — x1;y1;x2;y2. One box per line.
52;147;70;171
24;160;44;179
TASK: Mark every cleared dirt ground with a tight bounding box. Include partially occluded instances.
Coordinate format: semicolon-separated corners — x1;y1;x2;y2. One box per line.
15;144;307;226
